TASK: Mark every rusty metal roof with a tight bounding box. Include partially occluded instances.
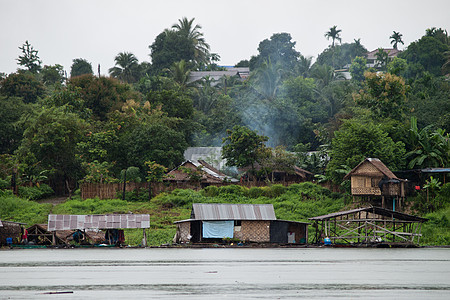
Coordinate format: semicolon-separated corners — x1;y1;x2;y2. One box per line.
191;203;276;221
47;214;150;231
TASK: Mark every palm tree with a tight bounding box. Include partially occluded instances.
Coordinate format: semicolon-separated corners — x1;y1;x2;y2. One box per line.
251;58;284;101
325;25;342;48
297;55;313;77
167;60;191;89
108;52;139;83
172;17;210;67
390;31;404;50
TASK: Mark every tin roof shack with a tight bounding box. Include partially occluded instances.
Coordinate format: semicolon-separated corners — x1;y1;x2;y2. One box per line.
344;158;406;211
309;206;427;247
174;203;308;245
48;214;150;246
166;160;238;188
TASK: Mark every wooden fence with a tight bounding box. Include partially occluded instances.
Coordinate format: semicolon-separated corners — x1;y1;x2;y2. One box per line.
80;179;340;200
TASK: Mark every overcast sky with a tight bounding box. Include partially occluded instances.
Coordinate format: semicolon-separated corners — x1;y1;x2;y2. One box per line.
1;0;449;75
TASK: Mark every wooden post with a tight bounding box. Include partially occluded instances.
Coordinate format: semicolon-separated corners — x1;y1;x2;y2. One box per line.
382;196;385;209
142;228;147;247
52;232;56;246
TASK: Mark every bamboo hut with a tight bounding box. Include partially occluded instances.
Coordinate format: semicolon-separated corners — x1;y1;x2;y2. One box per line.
344;158;406;211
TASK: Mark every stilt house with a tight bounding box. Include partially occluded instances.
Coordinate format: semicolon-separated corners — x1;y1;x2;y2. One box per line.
344;158;406;211
174;203;308;244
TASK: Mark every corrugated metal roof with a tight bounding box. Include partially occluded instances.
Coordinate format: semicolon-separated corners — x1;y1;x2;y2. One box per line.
47;214;150;231
308;206;427;222
192;203;276;221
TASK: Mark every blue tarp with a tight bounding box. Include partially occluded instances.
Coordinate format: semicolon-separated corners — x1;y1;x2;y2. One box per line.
202;221;234;238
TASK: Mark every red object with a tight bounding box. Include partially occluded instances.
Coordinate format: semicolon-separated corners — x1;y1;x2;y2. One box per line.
415;186;421;191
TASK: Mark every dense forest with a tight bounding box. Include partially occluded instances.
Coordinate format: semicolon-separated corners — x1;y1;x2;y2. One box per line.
1;19;450;228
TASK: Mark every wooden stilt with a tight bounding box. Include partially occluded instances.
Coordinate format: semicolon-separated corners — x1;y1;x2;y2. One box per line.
142;228;147;247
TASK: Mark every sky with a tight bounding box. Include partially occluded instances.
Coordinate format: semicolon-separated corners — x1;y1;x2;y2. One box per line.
1;0;449;75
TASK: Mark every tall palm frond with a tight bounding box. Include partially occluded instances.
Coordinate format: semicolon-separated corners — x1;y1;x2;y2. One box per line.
172;17;210;67
390;31;404;50
108;52;139;83
325;26;342;48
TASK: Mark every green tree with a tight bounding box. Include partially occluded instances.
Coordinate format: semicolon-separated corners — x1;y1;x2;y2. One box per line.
0;71;45;103
387;57;407;76
399;34;449;77
222;125;269;170
327;119;406;183
70;58;93;78
41;64;65;85
390;31;404;50
349;56;368;82
166;60;191;89
16;106;87;188
0;96;32;153
69;74;139;120
16;41;42;73
172;17;210;67
250;33;300;70
108;52;139;83
375;48;390;71
145;160;168;198
149;29;196;73
325;25;342;48
315;41;368;69
353;72;408;120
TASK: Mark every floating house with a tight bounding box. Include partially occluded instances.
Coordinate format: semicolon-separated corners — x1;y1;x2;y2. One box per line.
174;203;308;244
309;206;427;246
47;214;150;246
344;158;406;211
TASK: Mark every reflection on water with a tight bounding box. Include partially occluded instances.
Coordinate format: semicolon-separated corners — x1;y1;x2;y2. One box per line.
0;248;449;299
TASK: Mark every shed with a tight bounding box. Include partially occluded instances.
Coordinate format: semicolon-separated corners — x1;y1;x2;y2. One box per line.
47;214;150;246
26;224;105;246
309;206;427;246
344;158;406;210
174;203;308;244
0;220;26;246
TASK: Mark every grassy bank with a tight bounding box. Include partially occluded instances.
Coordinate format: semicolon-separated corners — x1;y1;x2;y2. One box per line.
1;183;449;246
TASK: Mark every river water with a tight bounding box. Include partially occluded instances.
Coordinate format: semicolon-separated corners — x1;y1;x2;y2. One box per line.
0;247;449;299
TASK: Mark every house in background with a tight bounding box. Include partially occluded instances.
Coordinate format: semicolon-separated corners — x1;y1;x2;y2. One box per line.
365;48;402;68
187;67;249;86
344;158;406;211
184;147;225;171
166;160;238;187
174;203;308;244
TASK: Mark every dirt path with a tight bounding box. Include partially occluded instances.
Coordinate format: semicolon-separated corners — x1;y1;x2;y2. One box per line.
36;196;68;206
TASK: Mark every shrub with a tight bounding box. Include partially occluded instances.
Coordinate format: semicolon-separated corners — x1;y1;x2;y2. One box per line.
246;187;264;198
18;184;54;200
0;178;10;190
201;186;219;197
116;188;148;202
262;184;286;198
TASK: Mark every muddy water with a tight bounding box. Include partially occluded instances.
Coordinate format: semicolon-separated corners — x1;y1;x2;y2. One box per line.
0;248;449;299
